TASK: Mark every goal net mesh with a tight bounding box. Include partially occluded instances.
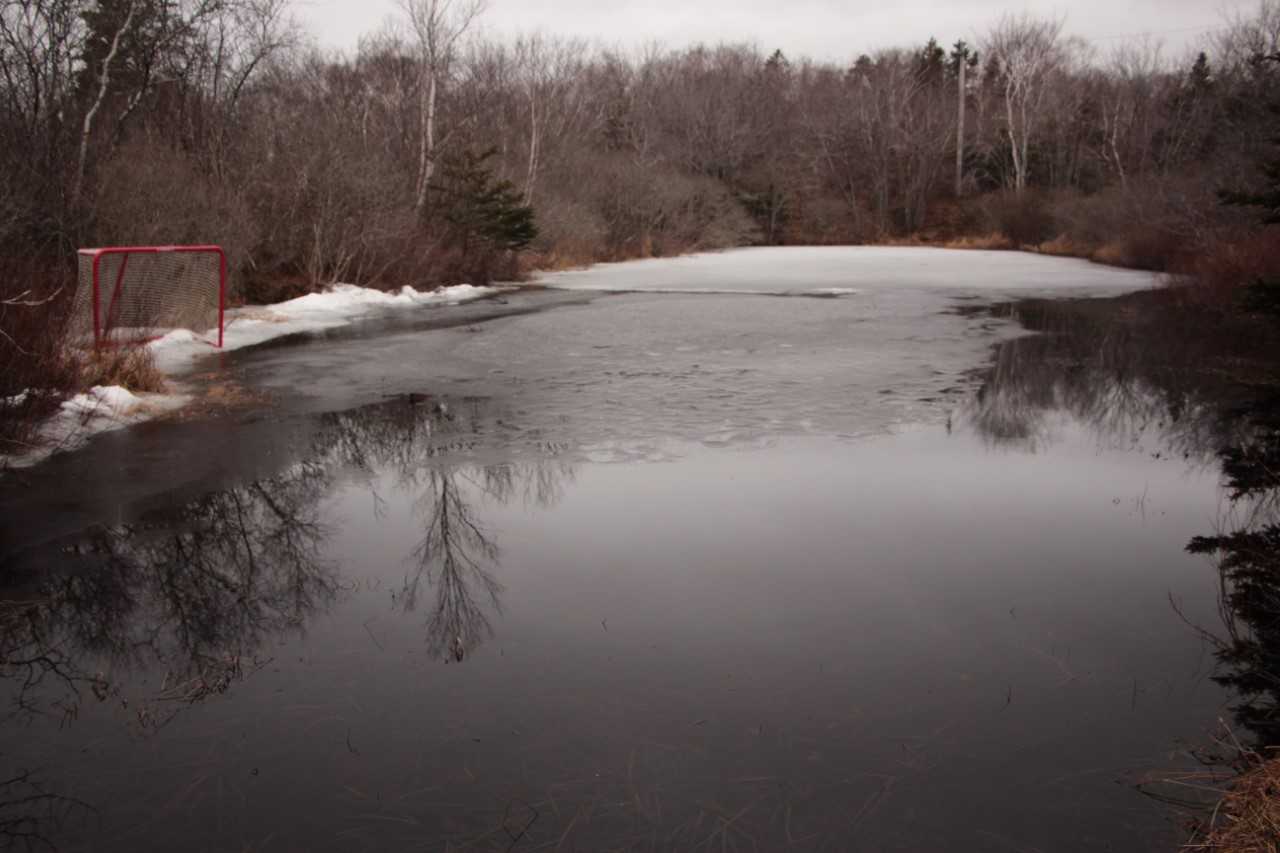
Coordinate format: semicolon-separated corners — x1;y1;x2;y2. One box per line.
70;248;223;346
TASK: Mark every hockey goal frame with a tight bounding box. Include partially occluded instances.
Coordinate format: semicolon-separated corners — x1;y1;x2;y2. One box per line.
75;245;227;348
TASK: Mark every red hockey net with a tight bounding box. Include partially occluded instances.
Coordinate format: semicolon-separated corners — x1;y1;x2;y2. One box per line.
70;246;226;348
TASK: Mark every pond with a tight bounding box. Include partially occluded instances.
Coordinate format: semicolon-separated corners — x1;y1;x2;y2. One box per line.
0;248;1248;851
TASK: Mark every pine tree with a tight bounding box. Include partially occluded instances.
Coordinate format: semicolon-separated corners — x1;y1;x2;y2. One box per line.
1188;52;1212;94
916;38;946;87
949;40;978;80
1221;53;1279;222
437;148;538;252
1220;53;1280;314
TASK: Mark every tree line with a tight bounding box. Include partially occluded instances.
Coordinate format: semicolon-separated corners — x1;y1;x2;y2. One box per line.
1;0;1278;300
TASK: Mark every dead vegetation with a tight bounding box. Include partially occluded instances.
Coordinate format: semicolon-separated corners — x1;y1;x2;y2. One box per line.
0;262;77;455
1;258;171;459
1194;753;1280;853
75;346;167;395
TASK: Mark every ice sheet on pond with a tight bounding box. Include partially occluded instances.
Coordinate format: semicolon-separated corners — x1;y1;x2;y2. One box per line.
534;246;1157;297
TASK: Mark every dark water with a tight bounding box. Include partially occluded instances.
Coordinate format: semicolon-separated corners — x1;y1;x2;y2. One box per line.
0;254;1264;852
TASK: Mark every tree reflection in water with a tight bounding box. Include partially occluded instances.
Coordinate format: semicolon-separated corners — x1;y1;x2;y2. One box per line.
0;392;572;846
318;396;572;662
1187;391;1280;748
2;393;573;721
965;297;1280;750
1;458;338;730
963;299;1245;457
0;458;339;847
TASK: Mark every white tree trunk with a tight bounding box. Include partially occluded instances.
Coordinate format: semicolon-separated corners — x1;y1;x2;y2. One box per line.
1005;82;1025;193
955;58;965;197
524;89;539;205
415;69;437;214
73;0;136;205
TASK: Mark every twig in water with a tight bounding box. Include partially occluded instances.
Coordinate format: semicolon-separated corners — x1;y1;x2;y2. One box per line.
363;618;385;651
503;799;538;851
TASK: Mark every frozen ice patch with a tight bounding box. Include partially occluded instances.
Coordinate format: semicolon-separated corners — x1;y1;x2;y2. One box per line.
802;288;861;298
534;246;1156;296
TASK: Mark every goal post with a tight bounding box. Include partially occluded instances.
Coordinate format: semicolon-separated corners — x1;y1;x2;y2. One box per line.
71;245;226;348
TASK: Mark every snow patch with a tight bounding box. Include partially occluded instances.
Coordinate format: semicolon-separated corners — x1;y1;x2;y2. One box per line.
61;384;145;416
149;282;499;372
3;282;498;470
5;385;191;469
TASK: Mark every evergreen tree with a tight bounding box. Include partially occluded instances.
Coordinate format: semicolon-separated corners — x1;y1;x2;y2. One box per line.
78;0;185;105
1220;53;1280;315
916;38;946;87
1221;53;1280;225
437;148;537;252
948;40;979;82
1188;51;1212;93
764;48;789;76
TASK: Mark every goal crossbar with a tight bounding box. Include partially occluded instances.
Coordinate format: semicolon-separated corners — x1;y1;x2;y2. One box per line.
72;245;227;348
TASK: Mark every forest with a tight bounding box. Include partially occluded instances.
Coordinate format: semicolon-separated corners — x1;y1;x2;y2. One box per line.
0;0;1277;291
1;0;1279;402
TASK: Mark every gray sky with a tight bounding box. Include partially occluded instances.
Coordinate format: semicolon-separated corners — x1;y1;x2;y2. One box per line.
297;0;1258;62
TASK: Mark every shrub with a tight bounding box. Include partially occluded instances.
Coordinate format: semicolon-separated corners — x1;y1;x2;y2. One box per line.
1172;227;1280;309
978;191;1057;247
0;259;78;455
94;139;257;293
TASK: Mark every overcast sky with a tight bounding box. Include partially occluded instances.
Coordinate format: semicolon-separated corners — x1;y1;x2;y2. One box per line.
295;0;1258;62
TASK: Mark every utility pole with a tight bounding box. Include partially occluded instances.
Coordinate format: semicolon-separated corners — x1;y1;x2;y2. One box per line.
955;53;966;198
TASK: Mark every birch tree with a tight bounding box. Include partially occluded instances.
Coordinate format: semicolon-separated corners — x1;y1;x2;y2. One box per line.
513;35;589;206
399;0;484;216
73;0;136;205
985;14;1066;193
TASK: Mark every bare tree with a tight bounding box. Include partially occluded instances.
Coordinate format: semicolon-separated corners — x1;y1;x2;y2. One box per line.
985;14;1067;193
513;34;590;206
1096;39;1168;188
398;0;485;215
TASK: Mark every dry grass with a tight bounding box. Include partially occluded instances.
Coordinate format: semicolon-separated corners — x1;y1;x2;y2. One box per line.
1193;754;1280;853
1035;234;1094;258
518;248;597;275
1091;241;1132;267
944;232;1015;251
75;346;168;394
199;380;268;409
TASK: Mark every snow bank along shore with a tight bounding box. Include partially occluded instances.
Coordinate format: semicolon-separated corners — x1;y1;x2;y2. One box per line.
1;283;498;470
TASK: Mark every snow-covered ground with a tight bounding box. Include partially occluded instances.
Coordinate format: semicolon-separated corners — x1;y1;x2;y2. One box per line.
1;283;499;470
150;283;498;372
